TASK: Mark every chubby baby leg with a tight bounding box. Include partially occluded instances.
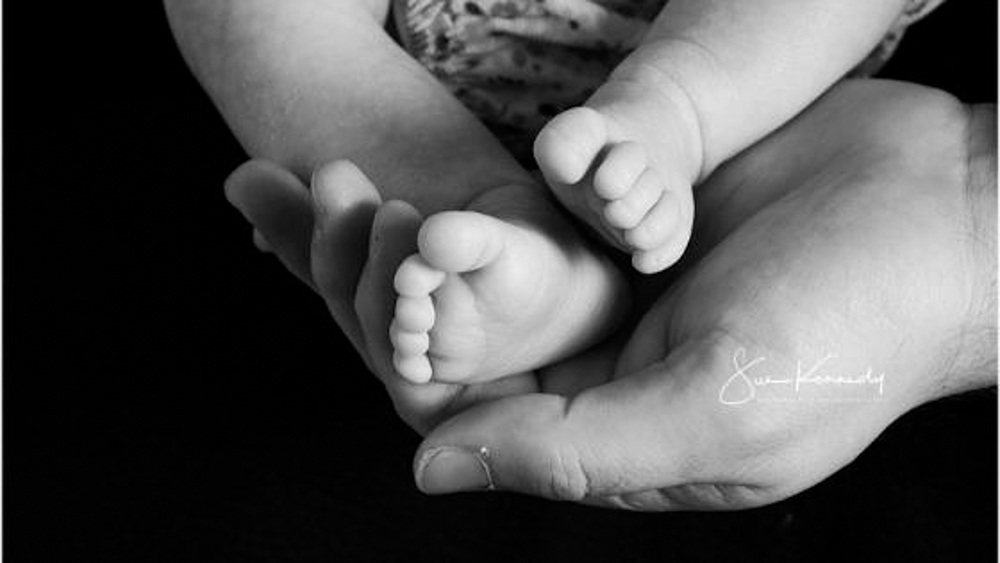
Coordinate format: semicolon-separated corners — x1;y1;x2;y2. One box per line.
390;184;630;384
535;0;914;274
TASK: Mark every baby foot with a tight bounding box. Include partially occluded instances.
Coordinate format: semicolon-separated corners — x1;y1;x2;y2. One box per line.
535;80;701;274
390;186;628;384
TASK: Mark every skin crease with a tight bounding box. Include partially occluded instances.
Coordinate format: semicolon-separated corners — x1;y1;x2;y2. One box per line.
227;80;995;510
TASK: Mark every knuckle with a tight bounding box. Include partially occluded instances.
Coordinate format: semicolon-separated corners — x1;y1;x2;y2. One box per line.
728;416;796;459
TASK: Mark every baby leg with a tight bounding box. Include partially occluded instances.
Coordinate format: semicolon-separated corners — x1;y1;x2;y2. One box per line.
535;0;911;274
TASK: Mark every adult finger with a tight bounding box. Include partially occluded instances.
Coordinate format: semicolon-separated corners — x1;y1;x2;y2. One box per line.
344;196;464;429
224;160;315;289
310;160;384;367
413;334;768;510
352;198;421;381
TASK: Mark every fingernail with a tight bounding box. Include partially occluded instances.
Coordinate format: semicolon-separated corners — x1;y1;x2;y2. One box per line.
252;229;273;253
416;446;494;494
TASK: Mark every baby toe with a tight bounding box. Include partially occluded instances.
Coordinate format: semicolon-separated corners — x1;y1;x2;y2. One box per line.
389;320;430;356
419;211;508;274
632;242;686;274
534;107;608;185
394;295;436;332
624;190;680;251
593;141;647;201
393;351;433;383
630;216;692;274
603;168;662;230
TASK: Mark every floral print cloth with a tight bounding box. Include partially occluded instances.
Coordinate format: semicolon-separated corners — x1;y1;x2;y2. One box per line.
393;0;945;162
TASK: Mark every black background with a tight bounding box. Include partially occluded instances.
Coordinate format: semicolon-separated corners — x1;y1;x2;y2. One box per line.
4;2;997;561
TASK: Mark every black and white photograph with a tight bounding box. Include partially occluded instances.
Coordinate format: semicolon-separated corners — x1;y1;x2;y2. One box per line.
5;1;998;560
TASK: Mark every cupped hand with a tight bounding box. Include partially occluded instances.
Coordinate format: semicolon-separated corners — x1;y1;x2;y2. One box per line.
225;158;551;435
227;80;995;509
409;81;996;508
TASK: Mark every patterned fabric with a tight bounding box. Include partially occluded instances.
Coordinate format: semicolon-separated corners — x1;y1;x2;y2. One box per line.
393;0;945;161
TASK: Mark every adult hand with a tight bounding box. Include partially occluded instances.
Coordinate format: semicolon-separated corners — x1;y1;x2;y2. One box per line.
227;80;995;509
410;81;996;508
225;159;546;435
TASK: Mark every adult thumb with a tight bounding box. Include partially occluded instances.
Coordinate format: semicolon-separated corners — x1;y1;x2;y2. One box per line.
412;345;725;504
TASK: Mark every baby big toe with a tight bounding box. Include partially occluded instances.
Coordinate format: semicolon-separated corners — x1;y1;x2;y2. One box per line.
535;107;608;185
418;211;507;274
603;168;662;230
394;255;446;297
